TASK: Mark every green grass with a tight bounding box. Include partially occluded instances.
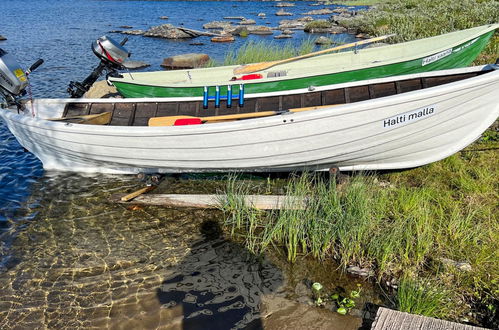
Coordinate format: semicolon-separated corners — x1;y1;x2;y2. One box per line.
218;136;498;325
397;276;453;318
221;39;315;66
304;20;332;32
343;0;499;44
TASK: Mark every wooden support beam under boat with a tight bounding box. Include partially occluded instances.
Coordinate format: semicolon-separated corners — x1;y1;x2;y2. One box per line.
110;194;308;210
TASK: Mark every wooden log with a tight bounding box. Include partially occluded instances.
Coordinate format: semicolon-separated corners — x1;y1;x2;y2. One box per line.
177;27;222;37
120;185;157;202
111;194;307;210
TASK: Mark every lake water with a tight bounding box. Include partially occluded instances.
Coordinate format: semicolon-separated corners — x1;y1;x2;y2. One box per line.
0;1;377;328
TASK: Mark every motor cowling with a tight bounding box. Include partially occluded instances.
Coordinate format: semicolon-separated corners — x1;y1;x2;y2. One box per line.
0;48;28;96
91;36;130;68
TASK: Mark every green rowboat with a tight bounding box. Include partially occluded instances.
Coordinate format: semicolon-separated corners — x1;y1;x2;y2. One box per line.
109;24;498;99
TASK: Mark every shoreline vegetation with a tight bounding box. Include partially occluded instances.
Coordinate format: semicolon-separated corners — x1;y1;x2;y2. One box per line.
215;0;498;328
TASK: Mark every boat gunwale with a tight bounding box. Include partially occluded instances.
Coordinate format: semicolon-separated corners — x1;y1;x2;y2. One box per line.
109;24;498;88
3;66;498;138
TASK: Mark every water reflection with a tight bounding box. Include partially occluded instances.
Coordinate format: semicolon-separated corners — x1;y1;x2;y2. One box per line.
0;173;284;329
157;220;282;330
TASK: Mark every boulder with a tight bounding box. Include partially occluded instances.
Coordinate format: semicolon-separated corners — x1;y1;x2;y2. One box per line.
0;35;6;41
84;80;120;99
203;21;232;29
298;16;314;22
276;9;293;16
122;29;145;35
159;16;169;20
258;13;266;17
276;2;295;7
144;24;192;39
238;19;256;25
161;53;210;70
315;36;333;45
274;34;292;39
123;60;150;70
211;35;235;43
282;29;294;35
248;26;273;35
119;25;133;29
302;8;334;15
226;26;250;36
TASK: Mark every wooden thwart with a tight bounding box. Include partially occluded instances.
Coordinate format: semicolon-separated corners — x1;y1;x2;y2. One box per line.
49;111;112;125
111;194;307;210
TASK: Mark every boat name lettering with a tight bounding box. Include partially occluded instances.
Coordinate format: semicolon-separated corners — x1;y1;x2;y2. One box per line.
383;105;436;128
453;37;479;53
422;49;452;66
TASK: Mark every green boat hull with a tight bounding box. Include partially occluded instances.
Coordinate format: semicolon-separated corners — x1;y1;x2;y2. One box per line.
113;30;495;98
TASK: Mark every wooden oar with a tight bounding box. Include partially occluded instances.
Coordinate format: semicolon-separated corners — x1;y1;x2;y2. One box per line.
233;34;396;75
48;112;112;125
148;104;336;127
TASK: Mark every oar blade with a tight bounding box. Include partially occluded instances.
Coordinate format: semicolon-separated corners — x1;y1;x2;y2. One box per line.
148;116;197;126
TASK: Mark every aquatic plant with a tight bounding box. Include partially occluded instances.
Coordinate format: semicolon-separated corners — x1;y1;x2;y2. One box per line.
222;39;315;66
331;284;363;315
396;276;452;318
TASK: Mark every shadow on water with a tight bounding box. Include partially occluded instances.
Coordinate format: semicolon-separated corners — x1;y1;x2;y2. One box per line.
156;219;279;330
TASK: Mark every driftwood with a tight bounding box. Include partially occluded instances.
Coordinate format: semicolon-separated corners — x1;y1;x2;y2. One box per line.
111;194;307;210
177;27;222;37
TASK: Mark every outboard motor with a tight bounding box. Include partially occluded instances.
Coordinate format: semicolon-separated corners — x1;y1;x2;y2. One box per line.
67;36;130;98
0;48;43;109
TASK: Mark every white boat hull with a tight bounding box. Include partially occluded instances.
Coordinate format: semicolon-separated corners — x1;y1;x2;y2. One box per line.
1;67;498;174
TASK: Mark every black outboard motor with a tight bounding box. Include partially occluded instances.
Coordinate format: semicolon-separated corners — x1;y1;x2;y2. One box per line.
0;48;43;110
67;36;130;98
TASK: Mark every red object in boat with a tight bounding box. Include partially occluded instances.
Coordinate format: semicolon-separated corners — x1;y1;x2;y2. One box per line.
242;74;263;80
174;118;203;126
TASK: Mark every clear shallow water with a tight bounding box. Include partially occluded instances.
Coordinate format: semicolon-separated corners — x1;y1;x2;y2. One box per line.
0;1;375;328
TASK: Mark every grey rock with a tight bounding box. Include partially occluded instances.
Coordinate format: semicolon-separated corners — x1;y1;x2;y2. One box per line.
161;53;210;70
119;25;133;29
0;35;6;41
203;21;232;29
346;265;373;277
298;16;314;22
223;16;245;20
123;60;150;70
276;9;293;16
439;258;472;272
238;19;256;25
159;16;169;20
302;8;334;15
276;2;295;7
315;36;333;45
122;29;145;35
144;24;192;39
258;13;266;17
282;29;294;35
274;34;292;39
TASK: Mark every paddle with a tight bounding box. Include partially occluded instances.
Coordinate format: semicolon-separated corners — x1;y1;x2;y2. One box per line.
148;105;336;127
233;34;396;75
48;111;112;125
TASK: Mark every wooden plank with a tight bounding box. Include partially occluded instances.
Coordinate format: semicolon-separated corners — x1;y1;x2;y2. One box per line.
110;194;307;210
371;307;486;330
